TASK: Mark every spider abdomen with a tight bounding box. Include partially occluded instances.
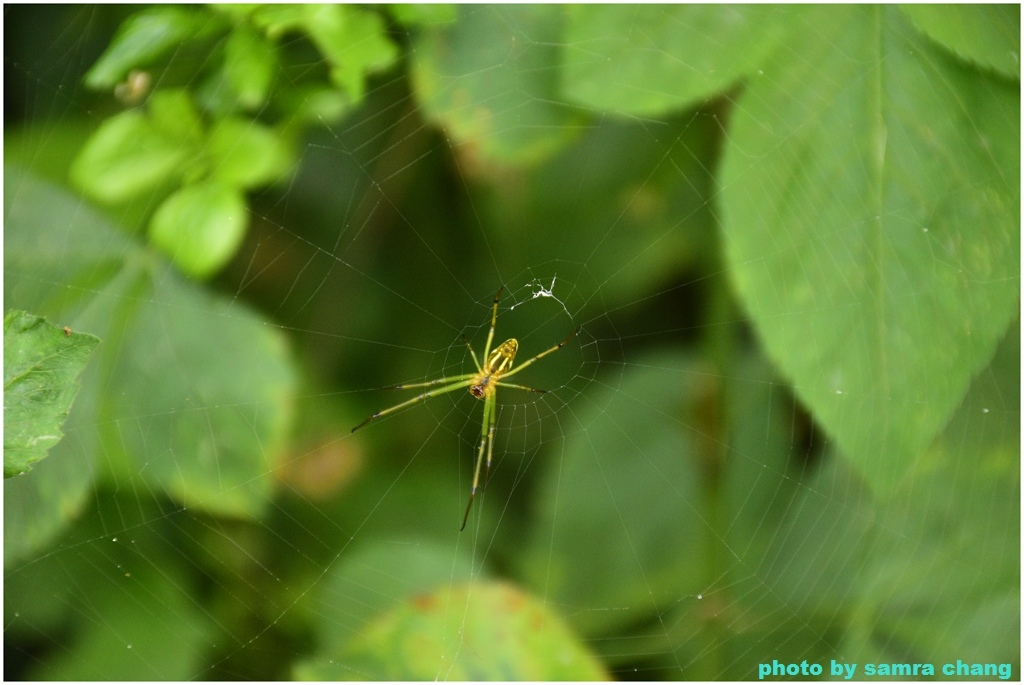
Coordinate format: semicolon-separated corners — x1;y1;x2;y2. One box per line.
469;377;490;398
486;338;518;375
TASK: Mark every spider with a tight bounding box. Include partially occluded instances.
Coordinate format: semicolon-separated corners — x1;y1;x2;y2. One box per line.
352;287;580;530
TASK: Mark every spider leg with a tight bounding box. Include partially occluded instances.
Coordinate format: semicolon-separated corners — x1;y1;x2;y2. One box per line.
480;286;503;362
462;390;497;531
384;373;474;391
485;390;497;492
352;378;470;432
461;334;483;371
495;382;547;394
501;325;581;380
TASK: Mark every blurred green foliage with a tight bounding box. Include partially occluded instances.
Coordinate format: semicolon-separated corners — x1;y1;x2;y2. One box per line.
4;4;1019;681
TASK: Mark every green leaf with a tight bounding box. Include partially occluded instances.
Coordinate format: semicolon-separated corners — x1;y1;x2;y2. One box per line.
719;6;1020;495
208;4;261;22
3;310;99;477
70;110;187;204
279;86;353;125
900;5;1020;80
301;541;477;662
859;322;1019;665
388;4;457;27
313;6;398;98
149;181;248;278
298;581;607;680
563;5;795;116
6;167;296;520
251;5;397;101
102;268;294;517
768;325;1019;668
223;23;277;109
147;89;204;147
246;4;313;36
410;5;586;166
84;7;218;89
206;117;291;188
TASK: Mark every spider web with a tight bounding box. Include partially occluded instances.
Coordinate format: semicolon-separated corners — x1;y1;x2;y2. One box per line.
4;5;1020;681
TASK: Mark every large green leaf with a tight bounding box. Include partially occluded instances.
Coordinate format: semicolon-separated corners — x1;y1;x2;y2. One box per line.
562;5;795;116
410;5;585;166
4;167;141;563
5;167;296;521
900;5;1020;80
719;6;1019;495
518;351;703;637
298;581;607;680
97;266;293;516
4;310;99;477
29;565;208;680
298;541;477;668
853;322;1019;667
764;323;1019;670
3;429;97;565
517;348;799;649
6;493;211;679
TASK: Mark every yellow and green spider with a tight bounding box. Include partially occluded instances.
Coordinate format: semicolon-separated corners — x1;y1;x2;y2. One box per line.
352;287;580;530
